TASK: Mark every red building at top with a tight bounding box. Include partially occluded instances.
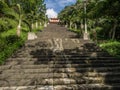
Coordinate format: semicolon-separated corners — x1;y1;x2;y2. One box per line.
49;18;60;24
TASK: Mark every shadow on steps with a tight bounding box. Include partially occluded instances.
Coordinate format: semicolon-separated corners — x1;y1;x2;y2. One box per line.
29;41;120;89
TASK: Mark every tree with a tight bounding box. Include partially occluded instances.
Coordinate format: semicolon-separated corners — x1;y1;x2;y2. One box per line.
0;0;46;36
59;0;120;40
87;0;120;40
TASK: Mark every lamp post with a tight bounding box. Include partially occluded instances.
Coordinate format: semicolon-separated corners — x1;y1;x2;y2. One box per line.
83;0;89;40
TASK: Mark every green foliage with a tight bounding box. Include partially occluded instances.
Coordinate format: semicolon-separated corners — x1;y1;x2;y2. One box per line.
0;0;46;32
100;41;120;57
58;0;120;40
0;28;27;64
0;19;8;32
0;0;46;64
5;35;20;44
59;0;120;58
0;38;5;52
0;38;24;64
0;1;17;32
33;26;44;33
0;18;17;32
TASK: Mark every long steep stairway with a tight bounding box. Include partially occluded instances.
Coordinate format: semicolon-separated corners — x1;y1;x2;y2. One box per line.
0;24;120;90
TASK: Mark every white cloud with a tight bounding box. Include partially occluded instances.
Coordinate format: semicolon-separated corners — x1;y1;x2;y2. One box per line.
46;8;58;18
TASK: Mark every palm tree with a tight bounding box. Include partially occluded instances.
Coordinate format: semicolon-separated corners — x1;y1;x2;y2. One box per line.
1;0;46;37
16;4;22;37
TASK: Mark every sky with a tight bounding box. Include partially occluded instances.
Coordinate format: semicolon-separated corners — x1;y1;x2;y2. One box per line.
45;0;76;18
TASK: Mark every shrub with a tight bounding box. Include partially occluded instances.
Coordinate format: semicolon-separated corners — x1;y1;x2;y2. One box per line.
5;35;21;44
0;28;27;64
0;25;43;64
100;41;120;57
0;36;25;64
0;38;6;51
0;18;17;32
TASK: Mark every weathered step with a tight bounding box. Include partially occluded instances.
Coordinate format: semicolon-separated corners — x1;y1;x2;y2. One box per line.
0;78;82;86
0;73;58;79
6;56;119;62
2;59;120;68
0;77;120;87
34;60;120;65
14;51;111;57
4;60;120;67
5;59;120;66
10;63;120;68
4;61;36;65
1;63;120;70
1;84;120;90
62;52;110;57
11;53;115;58
2;67;120;74
24;38;92;45
1;72;120;80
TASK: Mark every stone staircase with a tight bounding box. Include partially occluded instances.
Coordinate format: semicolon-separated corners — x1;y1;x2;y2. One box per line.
0;38;120;90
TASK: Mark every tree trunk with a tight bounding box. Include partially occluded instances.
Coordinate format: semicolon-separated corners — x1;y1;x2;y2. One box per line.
70;21;72;29
81;20;84;35
112;20;117;40
17;19;21;37
32;23;34;30
39;22;41;26
109;28;113;39
65;22;68;28
36;22;38;29
75;23;77;30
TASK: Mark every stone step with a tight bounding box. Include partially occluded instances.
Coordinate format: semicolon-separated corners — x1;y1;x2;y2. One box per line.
4;62;119;68
5;60;120;67
2;67;120;74
15;49;103;55
1;72;120;79
12;63;120;68
0;77;120;87
4;61;120;66
24;39;92;46
16;49;103;53
14;51;110;55
5;58;120;65
6;56;119;62
34;61;120;65
1;62;120;71
5;61;36;65
12;55;112;59
11;52;112;58
0;84;120;90
2;62;120;69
